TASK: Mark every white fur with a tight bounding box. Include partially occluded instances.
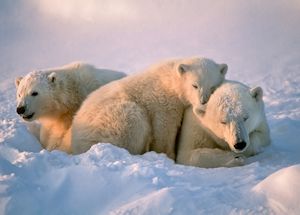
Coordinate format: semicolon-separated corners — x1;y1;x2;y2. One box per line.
15;62;126;152
71;57;227;158
176;80;271;168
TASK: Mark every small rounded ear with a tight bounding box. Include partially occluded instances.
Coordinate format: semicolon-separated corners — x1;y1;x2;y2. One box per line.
177;64;190;75
219;64;228;76
47;72;56;83
250;86;263;101
15;77;23;87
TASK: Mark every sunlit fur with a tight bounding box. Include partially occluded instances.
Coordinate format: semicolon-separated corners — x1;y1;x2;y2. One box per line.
15;62;126;152
70;57;227;158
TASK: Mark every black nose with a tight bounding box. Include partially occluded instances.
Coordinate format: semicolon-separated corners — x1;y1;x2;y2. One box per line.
200;99;207;105
16;106;26;114
234;141;247;151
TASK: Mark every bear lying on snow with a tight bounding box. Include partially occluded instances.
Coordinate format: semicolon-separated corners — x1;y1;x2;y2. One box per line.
176;80;271;168
71;57;228;159
15;62;126;153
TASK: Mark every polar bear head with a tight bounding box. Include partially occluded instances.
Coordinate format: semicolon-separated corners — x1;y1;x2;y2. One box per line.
15;71;58;121
197;80;266;153
177;57;227;113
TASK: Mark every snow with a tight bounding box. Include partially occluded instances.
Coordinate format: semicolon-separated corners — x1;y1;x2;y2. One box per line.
1;0;300;214
253;165;300;214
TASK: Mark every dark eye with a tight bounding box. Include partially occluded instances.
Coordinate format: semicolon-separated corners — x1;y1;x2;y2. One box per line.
31;91;38;96
243;116;249;122
221;121;226;125
192;84;198;89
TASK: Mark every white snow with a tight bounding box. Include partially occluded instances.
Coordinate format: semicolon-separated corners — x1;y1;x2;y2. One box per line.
253;165;300;214
1;0;300;214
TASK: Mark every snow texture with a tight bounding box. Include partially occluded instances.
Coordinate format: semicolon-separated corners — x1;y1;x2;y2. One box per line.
1;0;300;214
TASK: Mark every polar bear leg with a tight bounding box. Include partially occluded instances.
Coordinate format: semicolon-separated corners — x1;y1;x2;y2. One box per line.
178;148;245;168
71;101;151;155
150;111;181;160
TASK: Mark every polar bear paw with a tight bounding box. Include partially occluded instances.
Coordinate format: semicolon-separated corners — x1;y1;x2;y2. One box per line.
225;154;245;167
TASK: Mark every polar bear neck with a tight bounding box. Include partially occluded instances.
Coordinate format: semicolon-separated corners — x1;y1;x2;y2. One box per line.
61;83;83;112
46;71;85;118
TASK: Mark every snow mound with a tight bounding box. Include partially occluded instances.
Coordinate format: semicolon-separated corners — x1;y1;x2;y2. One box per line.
0;120;41;153
0;142;275;214
253;165;300;214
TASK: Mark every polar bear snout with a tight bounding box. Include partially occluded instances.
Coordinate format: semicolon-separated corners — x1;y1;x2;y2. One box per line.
16;106;26;115
200;91;209;105
200;98;207;105
16;105;35;120
234;141;247;151
227;120;249;153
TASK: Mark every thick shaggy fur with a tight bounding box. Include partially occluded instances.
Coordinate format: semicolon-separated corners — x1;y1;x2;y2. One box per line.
176;80;271;168
15;62;126;152
70;57;228;158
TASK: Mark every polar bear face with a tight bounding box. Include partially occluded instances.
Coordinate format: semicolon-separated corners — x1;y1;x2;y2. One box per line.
178;58;227;114
197;81;265;153
15;71;56;121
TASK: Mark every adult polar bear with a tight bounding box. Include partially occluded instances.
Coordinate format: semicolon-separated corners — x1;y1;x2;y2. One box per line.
15;62;126;153
71;57;228;159
176;80;271;168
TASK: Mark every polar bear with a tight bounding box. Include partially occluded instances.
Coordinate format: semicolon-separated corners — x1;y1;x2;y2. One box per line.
71;57;228;158
176;80;271;168
15;62;126;153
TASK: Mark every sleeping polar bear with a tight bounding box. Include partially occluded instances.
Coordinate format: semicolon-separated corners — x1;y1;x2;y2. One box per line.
176;80;271;168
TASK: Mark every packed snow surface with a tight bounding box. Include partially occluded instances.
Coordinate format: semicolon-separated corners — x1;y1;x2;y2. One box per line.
1;0;300;214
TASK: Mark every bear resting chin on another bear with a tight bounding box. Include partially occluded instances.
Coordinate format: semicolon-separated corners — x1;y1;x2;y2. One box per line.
15;57;270;168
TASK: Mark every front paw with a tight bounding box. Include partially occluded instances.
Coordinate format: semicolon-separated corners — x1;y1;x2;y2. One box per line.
225;155;245;167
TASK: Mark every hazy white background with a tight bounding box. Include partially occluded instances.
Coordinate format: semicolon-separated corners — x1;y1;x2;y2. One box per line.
1;0;299;80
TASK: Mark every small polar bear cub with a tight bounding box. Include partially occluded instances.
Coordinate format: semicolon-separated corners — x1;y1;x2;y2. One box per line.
176;80;271;168
71;57;228;158
15;62;126;153
179;59;228;113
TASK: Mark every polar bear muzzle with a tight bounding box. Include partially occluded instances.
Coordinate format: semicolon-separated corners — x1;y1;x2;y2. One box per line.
16;106;26;115
234;141;247;151
16;105;35;120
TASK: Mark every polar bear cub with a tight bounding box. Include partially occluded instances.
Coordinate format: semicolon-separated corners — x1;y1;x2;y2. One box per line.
15;62;126;153
176;80;271;168
71;57;228;158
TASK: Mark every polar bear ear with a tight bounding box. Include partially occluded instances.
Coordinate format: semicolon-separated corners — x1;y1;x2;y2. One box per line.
47;72;56;84
177;64;190;75
15;77;23;87
250;86;263;101
219;64;228;76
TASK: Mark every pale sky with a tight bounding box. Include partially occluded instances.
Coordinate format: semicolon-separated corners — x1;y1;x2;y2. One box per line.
1;0;299;81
